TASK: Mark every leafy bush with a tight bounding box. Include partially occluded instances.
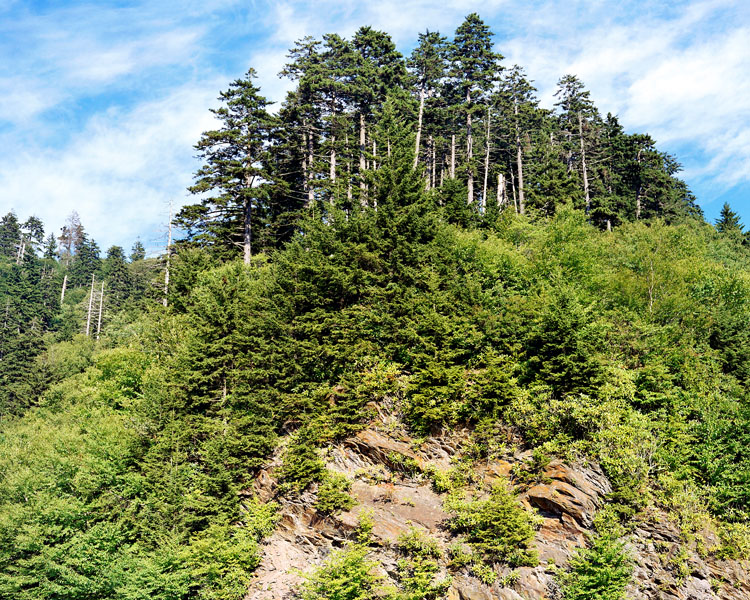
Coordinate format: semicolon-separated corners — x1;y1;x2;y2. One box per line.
315;472;356;515
278;435;325;495
395;528;450;600
558;534;633;600
299;544;381;600
445;483;539;567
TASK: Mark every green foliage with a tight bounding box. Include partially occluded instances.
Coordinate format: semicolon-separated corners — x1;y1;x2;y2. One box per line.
315;472;356;515
278;435;326;495
299;544;381;600
397;528;442;559
395;528;450;600
445;483;539;567
559;534;633;600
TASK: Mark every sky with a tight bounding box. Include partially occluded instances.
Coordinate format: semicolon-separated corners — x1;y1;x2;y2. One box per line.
1;0;748;253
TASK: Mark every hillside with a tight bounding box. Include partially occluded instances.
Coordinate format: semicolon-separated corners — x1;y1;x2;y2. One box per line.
2;13;750;600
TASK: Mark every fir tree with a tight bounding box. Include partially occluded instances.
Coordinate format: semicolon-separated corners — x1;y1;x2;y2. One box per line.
0;212;21;259
176;69;276;263
130;240;146;261
716;202;743;234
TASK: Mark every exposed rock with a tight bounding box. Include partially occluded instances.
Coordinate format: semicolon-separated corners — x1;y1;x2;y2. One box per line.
246;427;750;600
524;460;610;528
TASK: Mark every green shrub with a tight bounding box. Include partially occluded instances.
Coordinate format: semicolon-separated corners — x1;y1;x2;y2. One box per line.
315;472;356;515
559;534;633;600
395;528;450;600
445;483;539;567
397;528;442;559
716;522;750;560
299;544;381;600
278;436;325;495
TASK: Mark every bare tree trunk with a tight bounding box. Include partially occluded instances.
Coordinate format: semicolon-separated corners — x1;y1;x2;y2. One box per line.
85;274;95;337
163;200;172;307
482;106;491;214
635;147;642;219
306;127;315;206
346;134;353;206
497;173;505;207
450;133;456;178
578;112;590;214
96;282;104;340
16;237;25;265
329;136;336;182
414;88;425;168
511;169;518;214
359;113;367;205
302;128;311;208
430;136;436;189
466;90;473;204
243;177;252;264
514;99;525;215
60;273;67;305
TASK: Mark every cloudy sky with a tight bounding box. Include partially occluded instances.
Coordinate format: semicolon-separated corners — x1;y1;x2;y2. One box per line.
1;0;748;252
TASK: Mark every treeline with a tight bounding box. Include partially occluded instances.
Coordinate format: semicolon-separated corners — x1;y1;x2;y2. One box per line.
0;210;163;415
175;12;704;263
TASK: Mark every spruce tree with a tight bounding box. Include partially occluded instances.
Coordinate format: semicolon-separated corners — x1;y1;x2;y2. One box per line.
716;202;743;234
408;30;448;170
69;233;101;287
555;75;598;214
0;212;21;259
129;240;146;261
176;69;276;263
103;245;133;309
449;14;502;205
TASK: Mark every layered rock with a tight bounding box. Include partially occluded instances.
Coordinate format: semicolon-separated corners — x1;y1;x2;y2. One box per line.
245;427;750;600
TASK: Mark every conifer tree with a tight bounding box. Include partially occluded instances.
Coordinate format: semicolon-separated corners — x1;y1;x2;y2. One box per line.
176;69;276;263
499;66;539;215
449;14;502;205
130;240;146;261
352;27;408;206
408;30;448;170
0;212;21;259
103;245;133;309
69;234;101;287
555;75;598;214
716;202;743;234
43;234;57;260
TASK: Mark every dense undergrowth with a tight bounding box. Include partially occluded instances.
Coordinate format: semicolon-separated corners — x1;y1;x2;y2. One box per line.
2;201;750;597
2;138;750;598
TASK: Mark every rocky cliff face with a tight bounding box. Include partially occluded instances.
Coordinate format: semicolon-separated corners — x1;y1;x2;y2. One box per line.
245;425;750;600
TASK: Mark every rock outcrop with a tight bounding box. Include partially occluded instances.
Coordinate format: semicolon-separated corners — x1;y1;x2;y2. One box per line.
245;427;750;600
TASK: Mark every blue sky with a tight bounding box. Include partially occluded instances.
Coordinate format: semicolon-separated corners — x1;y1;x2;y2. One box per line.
1;0;748;253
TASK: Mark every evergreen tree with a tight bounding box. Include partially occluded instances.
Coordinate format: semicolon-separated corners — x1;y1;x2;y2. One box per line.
69;233;101;287
716;202;743;234
408;30;448;170
104;245;133;309
0;212;21;259
449;14;502;205
43;233;58;260
555;75;598;214
130;240;146;261
499;66;539;215
176;69;276;264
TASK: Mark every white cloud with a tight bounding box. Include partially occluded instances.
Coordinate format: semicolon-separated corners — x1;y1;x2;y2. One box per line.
1;81;223;252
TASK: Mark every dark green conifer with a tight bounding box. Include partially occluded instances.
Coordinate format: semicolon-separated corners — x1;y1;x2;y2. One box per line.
176;69;276;263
